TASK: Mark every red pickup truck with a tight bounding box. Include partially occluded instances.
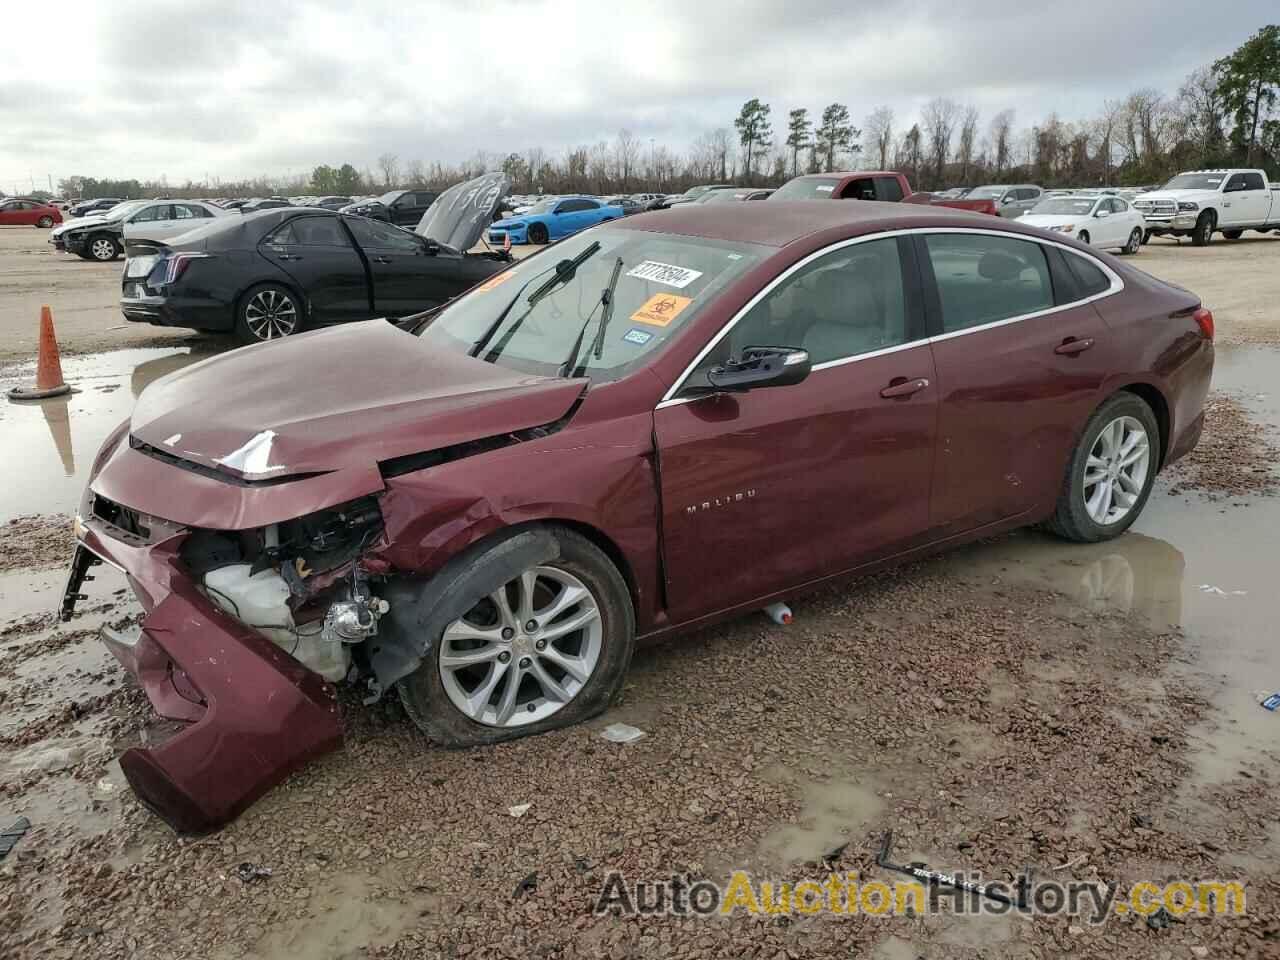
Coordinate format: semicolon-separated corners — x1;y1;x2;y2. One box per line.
770;171;999;216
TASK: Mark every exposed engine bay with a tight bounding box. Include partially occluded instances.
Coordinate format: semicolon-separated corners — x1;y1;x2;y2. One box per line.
179;496;388;683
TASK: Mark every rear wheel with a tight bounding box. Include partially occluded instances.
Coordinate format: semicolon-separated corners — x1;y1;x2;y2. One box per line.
1142;229;1152;244
1045;392;1158;543
1191;211;1214;246
1077;230;1090;245
398;526;635;748
1119;228;1142;255
36;215;54;228
1222;229;1243;240
88;234;120;261
528;222;549;245
235;283;304;343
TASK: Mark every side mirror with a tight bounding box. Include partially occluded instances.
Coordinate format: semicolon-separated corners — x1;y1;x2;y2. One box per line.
1095;209;1110;218
1001;196;1015;204
707;347;811;392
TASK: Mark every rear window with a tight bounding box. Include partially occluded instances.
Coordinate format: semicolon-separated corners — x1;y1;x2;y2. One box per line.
771;177;841;200
418;226;767;383
924;233;1053;333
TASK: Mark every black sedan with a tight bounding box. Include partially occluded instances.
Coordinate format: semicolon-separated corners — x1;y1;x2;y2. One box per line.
341;189;438;226
119;174;512;344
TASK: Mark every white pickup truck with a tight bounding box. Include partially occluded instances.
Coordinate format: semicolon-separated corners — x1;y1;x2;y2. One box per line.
1133;168;1280;246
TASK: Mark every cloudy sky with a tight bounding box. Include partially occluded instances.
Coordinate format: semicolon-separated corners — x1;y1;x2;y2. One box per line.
0;0;1272;191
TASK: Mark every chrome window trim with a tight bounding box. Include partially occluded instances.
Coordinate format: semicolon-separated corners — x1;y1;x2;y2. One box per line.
656;227;1123;409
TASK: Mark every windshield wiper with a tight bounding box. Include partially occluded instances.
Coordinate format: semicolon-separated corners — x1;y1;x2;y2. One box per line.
561;257;624;379
526;241;601;309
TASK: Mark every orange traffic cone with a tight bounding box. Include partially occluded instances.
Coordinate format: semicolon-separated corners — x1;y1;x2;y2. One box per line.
7;306;72;401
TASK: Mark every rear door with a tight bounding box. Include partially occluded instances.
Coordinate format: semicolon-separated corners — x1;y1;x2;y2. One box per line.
655;235;938;619
917;230;1110;535
259;216;372;324
343;215;442;316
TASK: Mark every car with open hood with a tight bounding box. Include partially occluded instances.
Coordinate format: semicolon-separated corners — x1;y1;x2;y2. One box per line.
487;195;622;245
118;173;512;344
68;199;1213;832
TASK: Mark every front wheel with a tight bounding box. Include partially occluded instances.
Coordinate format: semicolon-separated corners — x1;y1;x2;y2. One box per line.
398;526;635;748
1077;230;1090;246
235;283;304;343
527;222;549;245
36;215;54;228
1142;229;1152;245
1191;211;1214;246
1045;392;1158;543
88;234;121;261
1119;228;1142;255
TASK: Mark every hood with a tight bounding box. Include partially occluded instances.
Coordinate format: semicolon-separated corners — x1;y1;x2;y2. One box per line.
128;319;584;481
53;214;113;236
1020;214;1084;229
491;215;528;228
415;172;510;252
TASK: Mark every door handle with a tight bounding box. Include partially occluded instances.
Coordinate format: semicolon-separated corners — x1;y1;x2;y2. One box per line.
1054;337;1095;356
879;377;930;399
278;253;303;261
372;255;392;264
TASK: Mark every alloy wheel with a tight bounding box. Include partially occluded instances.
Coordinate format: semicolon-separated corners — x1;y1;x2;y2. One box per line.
438;565;603;727
244;289;299;340
1082;416;1150;525
91;238;116;260
1126;229;1141;254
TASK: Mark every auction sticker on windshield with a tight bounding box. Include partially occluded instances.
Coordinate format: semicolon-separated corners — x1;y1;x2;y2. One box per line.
631;293;692;327
477;271;515;293
626;261;703;289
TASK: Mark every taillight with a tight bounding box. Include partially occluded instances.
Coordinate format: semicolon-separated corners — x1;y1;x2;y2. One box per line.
163;251;211;284
1193;307;1214;341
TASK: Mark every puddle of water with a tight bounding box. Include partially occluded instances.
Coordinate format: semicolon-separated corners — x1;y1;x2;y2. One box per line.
934;343;1280;793
0;347;214;520
760;777;885;866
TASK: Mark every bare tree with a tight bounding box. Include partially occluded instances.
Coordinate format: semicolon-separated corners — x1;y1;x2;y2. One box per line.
1090;99;1123;186
377;153;400;188
956;106;979;185
865;106;894;170
525;147;545;191
710;128;732;181
989;109;1015;178
921;98;960;189
1177;67;1229;167
614;129;642;190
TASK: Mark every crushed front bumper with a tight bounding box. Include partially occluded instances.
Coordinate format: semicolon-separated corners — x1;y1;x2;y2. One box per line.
64;519;343;834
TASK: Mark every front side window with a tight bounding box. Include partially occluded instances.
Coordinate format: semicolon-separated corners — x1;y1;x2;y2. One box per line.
130;204;171;222
841;179;877;200
924;233;1053;333
345;217;420;250
682;237;912;394
418;227;766;384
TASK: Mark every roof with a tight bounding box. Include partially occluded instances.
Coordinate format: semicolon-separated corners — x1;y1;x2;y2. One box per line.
791;171;900;180
614;199;988;247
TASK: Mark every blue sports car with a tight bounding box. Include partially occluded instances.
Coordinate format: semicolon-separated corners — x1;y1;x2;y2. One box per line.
488;195;623;246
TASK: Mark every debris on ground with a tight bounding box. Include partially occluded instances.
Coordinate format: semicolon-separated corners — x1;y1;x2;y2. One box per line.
1163;391;1279;499
507;803;531;818
0;816;30;861
0;513;74;573
235;862;273;883
600;722;646;743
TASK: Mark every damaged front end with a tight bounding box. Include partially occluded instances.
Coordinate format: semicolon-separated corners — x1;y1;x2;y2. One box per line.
65;489;393;833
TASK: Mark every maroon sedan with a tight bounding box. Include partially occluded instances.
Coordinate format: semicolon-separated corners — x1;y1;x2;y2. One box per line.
0;197;62;227
65;201;1213;831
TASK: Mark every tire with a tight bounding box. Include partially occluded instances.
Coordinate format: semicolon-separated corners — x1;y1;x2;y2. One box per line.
36;215;54;228
1077;231;1090;246
1142;230;1152;245
528;222;549;245
1119;228;1142;256
1191;211;1214;246
88;233;121;261
234;283;305;344
1222;229;1243;240
1044;392;1159;543
398;526;635;748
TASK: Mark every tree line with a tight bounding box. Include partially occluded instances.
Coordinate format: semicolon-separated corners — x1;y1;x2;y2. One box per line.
42;24;1279;202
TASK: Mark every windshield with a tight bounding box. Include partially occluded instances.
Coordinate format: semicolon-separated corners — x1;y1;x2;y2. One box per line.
1160;173;1225;191
771;177;841;200
375;191;403;205
417;227;766;383
1030;197;1099;216
522;199;557;215
966;186;1006;199
100;200;147;220
696;190;743;203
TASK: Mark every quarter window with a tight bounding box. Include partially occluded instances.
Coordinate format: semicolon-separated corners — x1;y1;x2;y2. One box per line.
1064;252;1111;298
924;233;1053;333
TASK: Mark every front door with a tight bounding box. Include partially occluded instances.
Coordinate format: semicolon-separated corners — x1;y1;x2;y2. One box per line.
916;230;1110;535
344;215;442;316
259;215;371;324
1221;172;1268;227
655;235;938;620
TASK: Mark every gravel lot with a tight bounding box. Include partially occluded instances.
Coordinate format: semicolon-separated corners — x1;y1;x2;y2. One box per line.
1;220;1279;959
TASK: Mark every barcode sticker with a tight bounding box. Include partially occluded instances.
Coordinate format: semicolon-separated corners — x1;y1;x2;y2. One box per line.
626;261;703;289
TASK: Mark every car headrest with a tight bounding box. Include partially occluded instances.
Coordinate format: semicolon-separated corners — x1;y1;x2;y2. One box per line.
978;250;1025;282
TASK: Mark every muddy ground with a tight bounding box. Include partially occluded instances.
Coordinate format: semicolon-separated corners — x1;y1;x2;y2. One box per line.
1;225;1279;959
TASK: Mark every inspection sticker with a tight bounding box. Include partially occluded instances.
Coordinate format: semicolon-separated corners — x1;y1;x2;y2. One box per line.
626;260;703;289
621;328;654;346
477;270;515;292
631;293;693;328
